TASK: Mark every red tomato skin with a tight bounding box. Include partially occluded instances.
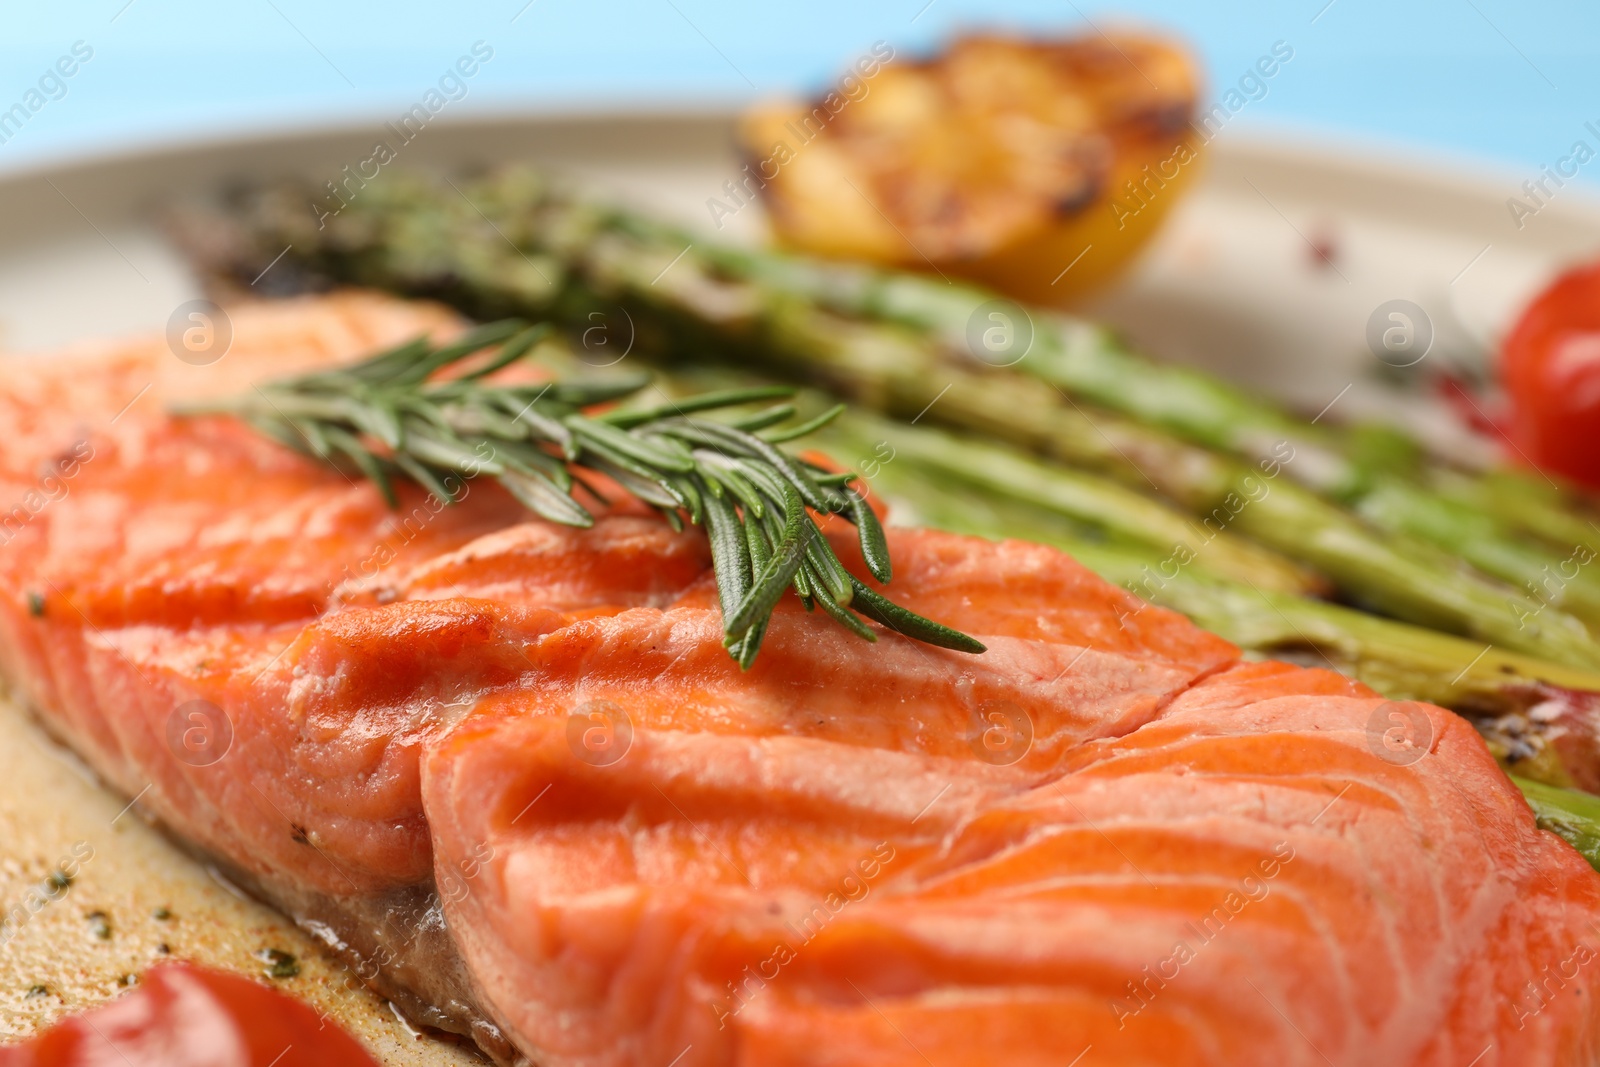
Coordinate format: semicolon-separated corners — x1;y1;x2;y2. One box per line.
1502;261;1600;490
0;962;379;1067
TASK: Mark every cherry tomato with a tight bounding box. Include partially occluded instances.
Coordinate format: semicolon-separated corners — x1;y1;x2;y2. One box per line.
1502;260;1600;489
0;962;379;1067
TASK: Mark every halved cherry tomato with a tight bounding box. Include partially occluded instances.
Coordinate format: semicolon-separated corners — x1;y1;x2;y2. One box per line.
0;962;379;1067
1502;260;1600;490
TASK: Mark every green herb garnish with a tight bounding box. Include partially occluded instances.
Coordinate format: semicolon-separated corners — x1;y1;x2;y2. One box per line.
174;320;982;667
257;947;300;979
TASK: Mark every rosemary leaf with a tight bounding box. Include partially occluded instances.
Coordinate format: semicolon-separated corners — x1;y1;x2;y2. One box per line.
498;397;572;453
458;323;551;380
333;336;431;386
666;474;705;527
725;482;810;640
397;320;526;385
727;404;799;433
848;578;988;654
488;438;571;486
806;564;878;642
393;454;459;506
545;376;652;407
403;422;499;474
566;414;696;473
499;469;594;527
732;614;771;669
763;403;847;444
288;416;332;459
744;506;773;575
440;399;527;440
812;470;857;487
801;525;854;607
348;395;404;450
848;490;893;584
702;489;752;621
695;452;765;518
601;385;795;429
323;425;397;508
581;453;685;511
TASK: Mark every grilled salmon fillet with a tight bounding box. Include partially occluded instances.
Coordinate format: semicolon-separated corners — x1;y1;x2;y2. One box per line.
0;291;1597;1066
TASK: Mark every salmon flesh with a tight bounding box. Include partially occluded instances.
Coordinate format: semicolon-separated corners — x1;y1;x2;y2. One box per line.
0;292;1597;1066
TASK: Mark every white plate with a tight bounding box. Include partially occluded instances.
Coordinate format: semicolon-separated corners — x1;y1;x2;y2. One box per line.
1;108;1597;1056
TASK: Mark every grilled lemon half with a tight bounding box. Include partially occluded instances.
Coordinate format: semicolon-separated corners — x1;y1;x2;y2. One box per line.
738;32;1203;304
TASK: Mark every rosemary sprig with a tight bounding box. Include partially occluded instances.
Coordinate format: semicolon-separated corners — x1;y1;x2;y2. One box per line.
173;320;984;667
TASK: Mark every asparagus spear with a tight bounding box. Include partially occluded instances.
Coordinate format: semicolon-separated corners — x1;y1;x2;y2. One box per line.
822;411;1320;595
1002;325;1599;621
1513;776;1600;871
196;170;1600;669
1353;477;1600;629
715;246;1600;572
1433;467;1600;555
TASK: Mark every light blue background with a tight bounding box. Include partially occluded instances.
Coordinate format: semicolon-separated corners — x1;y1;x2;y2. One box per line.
0;0;1595;180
